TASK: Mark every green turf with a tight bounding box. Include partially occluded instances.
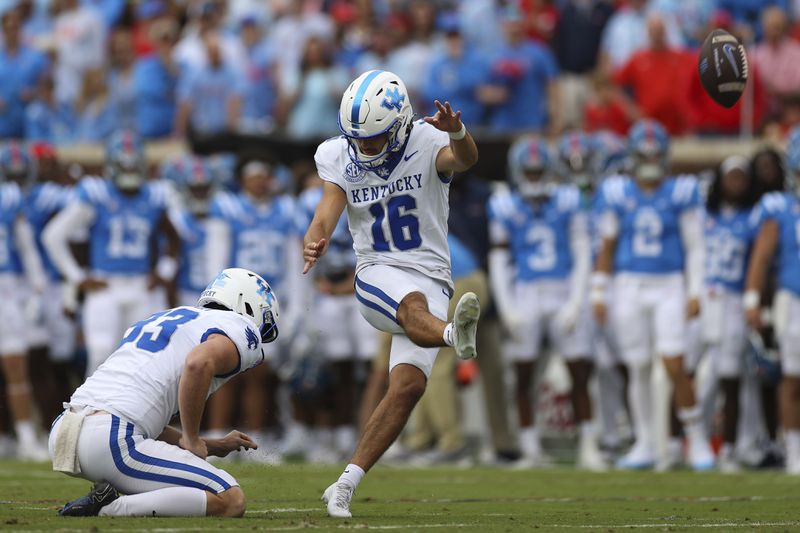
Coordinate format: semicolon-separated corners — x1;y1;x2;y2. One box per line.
0;459;798;532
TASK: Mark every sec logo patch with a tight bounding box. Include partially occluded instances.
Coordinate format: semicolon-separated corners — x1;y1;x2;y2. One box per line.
344;162;365;183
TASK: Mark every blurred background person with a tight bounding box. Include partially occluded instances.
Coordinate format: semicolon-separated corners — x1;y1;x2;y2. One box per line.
0;7;49;139
24;73;75;144
74;68;116;142
752;6;800;123
237;16;278;134
175;33;244;138
613;13;692;135
133;17;180;139
478;6;560;134
107;29;137;132
52;0;106;104
277;36;348;140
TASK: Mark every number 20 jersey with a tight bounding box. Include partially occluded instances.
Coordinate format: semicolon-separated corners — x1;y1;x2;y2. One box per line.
596;175;700;274
314;121;453;289
69;307;264;438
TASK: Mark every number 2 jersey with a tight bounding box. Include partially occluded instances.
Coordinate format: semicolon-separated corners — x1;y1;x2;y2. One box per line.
314;120;453;290
69;307;265;438
596;175;700;274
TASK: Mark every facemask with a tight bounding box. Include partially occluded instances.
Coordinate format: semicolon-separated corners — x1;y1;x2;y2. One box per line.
636;163;663;182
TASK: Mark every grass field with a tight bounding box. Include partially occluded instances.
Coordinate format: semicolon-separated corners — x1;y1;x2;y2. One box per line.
1;460;799;532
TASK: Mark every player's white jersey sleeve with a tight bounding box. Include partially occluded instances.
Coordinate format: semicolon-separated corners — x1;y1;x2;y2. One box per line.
68;307;264;438
314;122;453;289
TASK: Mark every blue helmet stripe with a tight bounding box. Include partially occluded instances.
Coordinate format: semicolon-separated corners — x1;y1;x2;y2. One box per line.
350;70;383;126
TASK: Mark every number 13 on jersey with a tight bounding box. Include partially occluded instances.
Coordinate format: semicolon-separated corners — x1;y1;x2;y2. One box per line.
369;194;422;251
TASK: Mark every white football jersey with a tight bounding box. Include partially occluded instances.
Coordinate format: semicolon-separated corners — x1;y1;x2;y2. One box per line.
314;121;453;289
69;307;265;438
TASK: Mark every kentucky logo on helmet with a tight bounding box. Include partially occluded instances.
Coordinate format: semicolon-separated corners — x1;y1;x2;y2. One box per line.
381;87;405;112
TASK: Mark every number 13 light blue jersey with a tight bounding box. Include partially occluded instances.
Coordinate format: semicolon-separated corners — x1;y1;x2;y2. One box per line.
596;175;700;274
77;177;170;275
488;185;581;282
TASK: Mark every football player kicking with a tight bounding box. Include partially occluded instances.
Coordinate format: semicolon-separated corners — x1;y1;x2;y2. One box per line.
592;120;715;470
304;70;481;518
50;268;279;517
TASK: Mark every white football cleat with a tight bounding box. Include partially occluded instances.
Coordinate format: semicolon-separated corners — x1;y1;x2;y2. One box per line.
322;481;354;518
453;292;480;360
688;437;715;472
577;435;608;472
616;442;656;471
718;445;741;474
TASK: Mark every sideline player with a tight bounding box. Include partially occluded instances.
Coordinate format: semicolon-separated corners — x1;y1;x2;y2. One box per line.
745;127;800;474
592;119;714;470
0;142;48;460
488;135;603;470
42;130;180;376
50;268;279;517
304;70;481;518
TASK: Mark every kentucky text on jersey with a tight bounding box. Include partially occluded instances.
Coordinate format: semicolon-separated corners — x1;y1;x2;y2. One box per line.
349;174;423;204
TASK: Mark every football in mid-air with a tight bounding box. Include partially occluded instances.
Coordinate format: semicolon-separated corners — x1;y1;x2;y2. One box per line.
698;28;749;108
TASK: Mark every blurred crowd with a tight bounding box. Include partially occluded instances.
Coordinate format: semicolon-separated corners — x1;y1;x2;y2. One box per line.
0;0;800;144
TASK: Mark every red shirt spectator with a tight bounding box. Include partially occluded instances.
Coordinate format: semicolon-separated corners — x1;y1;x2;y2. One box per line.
519;0;560;43
584;69;635;135
614;14;692;134
753;7;800;116
685;58;767;134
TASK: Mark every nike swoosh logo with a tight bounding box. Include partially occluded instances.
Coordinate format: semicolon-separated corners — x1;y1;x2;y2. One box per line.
404;150;419;161
343;470;350;473
722;43;740;78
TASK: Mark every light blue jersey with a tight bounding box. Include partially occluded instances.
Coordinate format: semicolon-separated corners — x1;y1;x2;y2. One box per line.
488;185;582;282
703;206;758;293
0;183;23;274
597;175;699;274
172;211;210;293
25;182;70;280
77;177;170;275
296;186;354;281
756;192;800;295
210;192;297;290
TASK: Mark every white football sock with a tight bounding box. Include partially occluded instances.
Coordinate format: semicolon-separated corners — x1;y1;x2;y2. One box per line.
335;426;357;455
443;323;454;347
627;364;654;452
579;421;596;443
337;463;365;489
519;425;541;458
14;421;37;446
785;430;800;460
99;487;207;517
596;367;623;447
678;405;706;444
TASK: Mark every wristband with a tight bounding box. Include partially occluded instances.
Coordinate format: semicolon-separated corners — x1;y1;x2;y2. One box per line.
448;123;466;140
590;272;610;290
156;256;178;281
743;290;760;311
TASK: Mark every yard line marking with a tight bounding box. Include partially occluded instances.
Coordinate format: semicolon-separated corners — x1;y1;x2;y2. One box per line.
545;522;800;529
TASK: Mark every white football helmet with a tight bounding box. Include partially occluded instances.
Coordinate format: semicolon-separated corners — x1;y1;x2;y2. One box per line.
338;70;414;171
198;268;280;343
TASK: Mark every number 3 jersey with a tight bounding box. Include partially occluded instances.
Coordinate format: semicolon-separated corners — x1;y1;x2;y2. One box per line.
596;175;700;274
69;307;265;438
487;185;583;282
314;121;453;289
